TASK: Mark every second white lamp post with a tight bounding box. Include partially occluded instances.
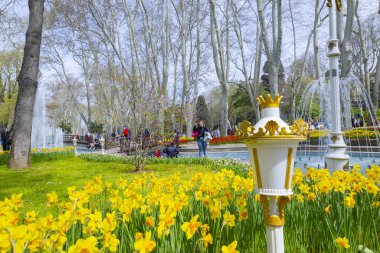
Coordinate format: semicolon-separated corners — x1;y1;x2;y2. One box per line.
325;0;350;172
100;137;105;154
237;94;308;253
72;136;78;155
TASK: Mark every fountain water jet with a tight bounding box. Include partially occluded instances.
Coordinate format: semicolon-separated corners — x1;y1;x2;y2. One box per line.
31;82;63;149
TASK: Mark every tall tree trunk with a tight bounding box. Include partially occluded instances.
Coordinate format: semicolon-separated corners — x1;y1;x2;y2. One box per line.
171;46;179;130
8;0;44;169
289;87;296;123
257;0;282;96
338;0;356;78
209;0;230;136
313;0;322;82
179;0;189;136
220;85;228;133
354;0;370;93
374;53;380;111
231;3;260;122
253;22;262;122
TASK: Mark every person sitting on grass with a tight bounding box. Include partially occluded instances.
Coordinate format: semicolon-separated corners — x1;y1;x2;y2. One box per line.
154;148;161;157
163;143;179;158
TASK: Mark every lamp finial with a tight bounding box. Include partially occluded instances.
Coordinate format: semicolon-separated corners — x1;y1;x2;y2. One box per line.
257;94;283;109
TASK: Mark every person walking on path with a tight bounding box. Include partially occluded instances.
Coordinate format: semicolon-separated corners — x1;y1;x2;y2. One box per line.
193;120;209;157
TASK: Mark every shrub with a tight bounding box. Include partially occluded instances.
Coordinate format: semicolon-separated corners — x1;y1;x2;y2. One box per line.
79;154;250;177
0;147;75;165
308;129;378;140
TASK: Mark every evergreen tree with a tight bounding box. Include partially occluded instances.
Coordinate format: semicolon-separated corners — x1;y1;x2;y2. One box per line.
196;95;209;124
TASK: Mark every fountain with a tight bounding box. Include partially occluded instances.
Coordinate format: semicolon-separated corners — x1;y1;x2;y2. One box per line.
31;82;63;149
296;73;380;168
295;0;380;171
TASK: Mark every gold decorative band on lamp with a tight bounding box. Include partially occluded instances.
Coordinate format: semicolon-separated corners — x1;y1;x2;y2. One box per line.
257;94;283;109
260;196;291;227
236;119;308;139
285;148;293;190
252;148;262;188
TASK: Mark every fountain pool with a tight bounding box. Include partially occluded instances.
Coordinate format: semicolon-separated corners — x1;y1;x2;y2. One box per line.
179;151;380;169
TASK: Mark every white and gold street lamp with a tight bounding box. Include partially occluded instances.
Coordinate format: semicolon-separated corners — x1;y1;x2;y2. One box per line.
72;136;78;155
100;137;105;154
325;0;350;172
237;94;308;253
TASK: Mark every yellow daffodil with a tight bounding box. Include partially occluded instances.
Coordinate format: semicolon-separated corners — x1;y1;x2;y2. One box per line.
366;183;379;195
296;194;304;203
324;205;332;214
0;230;11;253
344;195;355;208
239;208;248;221
68;236;99;253
181;214;201;239
335;237;350;249
201;233;213;248
85;210;102;234
24;211;37;224
47;191;59;206
103;233;120;252
222;241;239;253
307;192;316;201
223;211;236;227
145;216;155;227
134;231;156;253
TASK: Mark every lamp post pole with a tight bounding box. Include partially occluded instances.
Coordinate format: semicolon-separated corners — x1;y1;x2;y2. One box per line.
264;196;285;253
73;137;78;155
325;0;349;172
100;137;105;154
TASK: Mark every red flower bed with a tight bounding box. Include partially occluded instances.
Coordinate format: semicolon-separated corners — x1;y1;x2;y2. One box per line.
209;135;240;145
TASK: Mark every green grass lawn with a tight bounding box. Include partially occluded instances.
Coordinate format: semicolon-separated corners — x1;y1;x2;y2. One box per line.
0;157;213;212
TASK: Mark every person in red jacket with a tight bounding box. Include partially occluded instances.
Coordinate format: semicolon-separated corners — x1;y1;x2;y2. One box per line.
123;127;129;137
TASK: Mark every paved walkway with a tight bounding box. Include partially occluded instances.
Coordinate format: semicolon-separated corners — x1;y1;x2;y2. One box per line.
179;142;246;153
77;142;247;155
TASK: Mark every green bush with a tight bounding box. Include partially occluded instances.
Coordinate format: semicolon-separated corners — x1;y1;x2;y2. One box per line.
79;154;250;177
0;149;75;166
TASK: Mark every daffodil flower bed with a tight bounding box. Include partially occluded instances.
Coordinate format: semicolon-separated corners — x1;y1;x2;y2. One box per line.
0;147;75;165
0;165;379;252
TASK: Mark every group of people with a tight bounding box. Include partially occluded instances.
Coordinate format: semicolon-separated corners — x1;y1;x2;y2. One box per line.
84;133;103;149
152;120;212;158
308;119;320;130
154;142;179;158
351;115;365;128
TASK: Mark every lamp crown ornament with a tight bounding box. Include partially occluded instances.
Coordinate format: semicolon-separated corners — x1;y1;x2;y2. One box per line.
327;0;342;11
257;94;283;109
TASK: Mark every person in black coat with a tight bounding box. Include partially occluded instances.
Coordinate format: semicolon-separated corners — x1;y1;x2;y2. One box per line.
164;143;179;158
193;120;209;157
1;129;10;151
